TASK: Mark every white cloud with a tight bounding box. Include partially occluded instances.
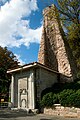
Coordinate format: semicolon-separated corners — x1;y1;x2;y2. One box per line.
0;0;42;48
15;54;25;65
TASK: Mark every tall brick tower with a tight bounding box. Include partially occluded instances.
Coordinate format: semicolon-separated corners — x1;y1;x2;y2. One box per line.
38;5;77;82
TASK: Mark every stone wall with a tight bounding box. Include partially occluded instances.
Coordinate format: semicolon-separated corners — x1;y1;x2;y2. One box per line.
44;105;80;118
38;5;77;82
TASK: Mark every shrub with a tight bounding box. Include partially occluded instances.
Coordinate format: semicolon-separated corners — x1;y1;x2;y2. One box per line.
73;90;80;107
41;92;53;108
53;93;59;104
58;89;75;107
41;81;80;108
41;92;58;108
58;89;80;107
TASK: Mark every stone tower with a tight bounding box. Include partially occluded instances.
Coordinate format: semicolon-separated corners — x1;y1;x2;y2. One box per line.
38;5;77;82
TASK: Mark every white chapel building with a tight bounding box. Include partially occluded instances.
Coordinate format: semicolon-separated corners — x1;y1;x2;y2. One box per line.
7;62;58;109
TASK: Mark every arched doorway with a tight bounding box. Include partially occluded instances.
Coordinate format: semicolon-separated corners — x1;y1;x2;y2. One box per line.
18;78;28;108
21;99;27;108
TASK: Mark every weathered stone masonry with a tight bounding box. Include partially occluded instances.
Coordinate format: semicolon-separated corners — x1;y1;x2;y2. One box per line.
38;5;77;82
44;105;80;118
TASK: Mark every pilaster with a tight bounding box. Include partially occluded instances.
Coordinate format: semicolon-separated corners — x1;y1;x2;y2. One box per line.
29;72;35;109
11;74;14;106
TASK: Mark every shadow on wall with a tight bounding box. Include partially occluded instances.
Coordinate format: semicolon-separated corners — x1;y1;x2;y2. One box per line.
44;33;58;71
41;87;52;99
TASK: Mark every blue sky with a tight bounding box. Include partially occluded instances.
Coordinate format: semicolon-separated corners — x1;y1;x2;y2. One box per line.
0;0;57;65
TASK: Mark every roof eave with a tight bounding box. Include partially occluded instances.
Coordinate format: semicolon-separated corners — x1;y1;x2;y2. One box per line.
7;62;60;74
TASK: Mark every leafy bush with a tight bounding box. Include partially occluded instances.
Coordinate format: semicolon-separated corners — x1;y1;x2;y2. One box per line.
73;90;80;107
58;89;80;107
41;89;80;108
41;92;58;108
41;81;80;108
53;93;59;104
58;89;75;107
41;92;53;108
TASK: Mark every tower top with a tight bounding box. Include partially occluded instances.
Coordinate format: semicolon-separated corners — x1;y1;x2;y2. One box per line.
43;4;56;16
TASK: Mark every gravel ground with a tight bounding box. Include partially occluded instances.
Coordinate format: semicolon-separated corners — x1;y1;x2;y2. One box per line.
0;109;80;120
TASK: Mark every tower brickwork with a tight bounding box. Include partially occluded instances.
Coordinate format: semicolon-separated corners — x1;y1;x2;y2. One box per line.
38;5;77;82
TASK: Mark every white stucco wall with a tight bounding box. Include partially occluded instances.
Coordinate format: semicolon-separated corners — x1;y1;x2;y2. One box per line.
36;67;58;100
11;69;35;109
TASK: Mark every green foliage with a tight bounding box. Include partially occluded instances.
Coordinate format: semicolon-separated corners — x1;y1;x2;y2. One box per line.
41;89;80;108
53;93;59;104
67;23;80;77
58;89;75;107
41;81;80;108
59;89;80;107
0;46;19;97
58;0;80;24
41;92;59;108
0;46;19;71
57;0;80;77
73;90;80;107
41;92;53;108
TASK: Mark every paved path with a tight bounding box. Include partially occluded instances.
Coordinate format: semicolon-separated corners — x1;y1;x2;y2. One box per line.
0;109;80;120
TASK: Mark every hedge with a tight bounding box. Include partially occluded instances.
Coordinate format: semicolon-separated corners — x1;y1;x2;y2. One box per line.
41;89;80;108
41;92;59;108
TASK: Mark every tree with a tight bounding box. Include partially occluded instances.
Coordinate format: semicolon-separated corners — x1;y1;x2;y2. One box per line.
56;0;80;77
43;0;80;24
57;0;80;24
0;46;19;98
67;23;80;72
